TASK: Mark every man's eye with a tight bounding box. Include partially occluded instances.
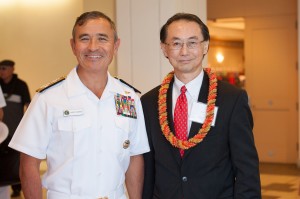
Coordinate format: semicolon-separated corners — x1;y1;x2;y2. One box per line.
80;37;89;41
187;41;200;48
172;42;182;47
99;37;108;42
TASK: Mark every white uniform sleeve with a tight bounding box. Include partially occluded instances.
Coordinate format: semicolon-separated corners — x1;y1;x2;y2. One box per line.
9;93;51;159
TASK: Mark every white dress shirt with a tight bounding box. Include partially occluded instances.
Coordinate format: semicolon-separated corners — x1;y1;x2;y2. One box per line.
172;70;204;135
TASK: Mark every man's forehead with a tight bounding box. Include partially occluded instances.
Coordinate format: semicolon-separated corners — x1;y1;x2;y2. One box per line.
74;19;113;36
166;21;202;38
77;18;110;28
167;31;202;41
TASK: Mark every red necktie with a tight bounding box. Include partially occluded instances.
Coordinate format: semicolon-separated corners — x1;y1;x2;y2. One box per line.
174;86;188;157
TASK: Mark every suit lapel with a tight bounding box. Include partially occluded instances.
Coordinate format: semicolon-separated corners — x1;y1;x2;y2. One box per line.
166;80;182;164
184;72;209;158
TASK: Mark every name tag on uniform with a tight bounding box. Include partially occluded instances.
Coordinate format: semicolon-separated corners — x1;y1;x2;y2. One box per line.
63;109;84;117
189;101;218;126
114;93;137;119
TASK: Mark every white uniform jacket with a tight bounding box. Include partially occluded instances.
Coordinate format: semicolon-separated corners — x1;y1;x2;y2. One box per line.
9;67;150;199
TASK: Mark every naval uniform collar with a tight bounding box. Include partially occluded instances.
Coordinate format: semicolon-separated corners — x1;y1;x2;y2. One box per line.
108;75;135;96
66;67;134;99
65;67;89;98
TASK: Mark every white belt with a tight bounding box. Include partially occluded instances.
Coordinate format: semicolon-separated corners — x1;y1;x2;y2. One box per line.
47;186;125;199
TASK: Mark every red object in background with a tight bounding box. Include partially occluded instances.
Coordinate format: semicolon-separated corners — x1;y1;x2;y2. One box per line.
228;76;235;85
228;72;236;85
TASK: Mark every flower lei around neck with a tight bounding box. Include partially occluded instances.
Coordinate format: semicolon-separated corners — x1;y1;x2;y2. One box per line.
158;68;218;150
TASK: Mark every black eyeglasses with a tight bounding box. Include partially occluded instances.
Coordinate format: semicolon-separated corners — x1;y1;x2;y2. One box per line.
164;40;204;50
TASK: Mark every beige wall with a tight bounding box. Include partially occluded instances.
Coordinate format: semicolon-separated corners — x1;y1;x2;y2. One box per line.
0;0;81;97
0;0;115;97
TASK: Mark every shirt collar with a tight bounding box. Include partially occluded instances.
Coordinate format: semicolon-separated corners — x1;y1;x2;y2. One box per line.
64;67;123;98
174;69;204;99
65;67;137;99
65;67;86;98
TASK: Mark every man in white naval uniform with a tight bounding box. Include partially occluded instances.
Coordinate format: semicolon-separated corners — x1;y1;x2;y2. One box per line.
9;11;150;199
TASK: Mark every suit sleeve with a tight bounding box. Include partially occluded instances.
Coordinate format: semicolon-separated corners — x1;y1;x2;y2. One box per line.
229;90;261;198
141;96;155;199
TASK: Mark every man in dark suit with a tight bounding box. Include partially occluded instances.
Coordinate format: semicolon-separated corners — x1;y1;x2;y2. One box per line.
141;13;261;199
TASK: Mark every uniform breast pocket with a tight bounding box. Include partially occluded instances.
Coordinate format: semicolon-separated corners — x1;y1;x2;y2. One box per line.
114;116;132;134
113;116;132;156
57;115;91;133
51;114;92;157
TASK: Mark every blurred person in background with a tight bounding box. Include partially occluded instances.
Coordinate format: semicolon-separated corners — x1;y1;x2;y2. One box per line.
0;59;31;197
0;85;8;199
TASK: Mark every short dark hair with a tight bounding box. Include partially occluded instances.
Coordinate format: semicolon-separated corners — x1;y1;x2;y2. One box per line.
0;59;15;67
160;13;210;43
72;11;118;42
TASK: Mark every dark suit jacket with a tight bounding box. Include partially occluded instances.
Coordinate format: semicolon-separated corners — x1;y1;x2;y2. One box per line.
141;72;261;199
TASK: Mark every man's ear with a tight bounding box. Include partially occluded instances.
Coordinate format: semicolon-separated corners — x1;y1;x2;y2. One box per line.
70;39;76;55
160;43;169;59
113;39;121;55
203;41;209;55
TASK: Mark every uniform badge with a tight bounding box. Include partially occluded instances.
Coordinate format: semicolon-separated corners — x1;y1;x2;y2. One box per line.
114;93;137;119
123;140;130;149
63;109;83;117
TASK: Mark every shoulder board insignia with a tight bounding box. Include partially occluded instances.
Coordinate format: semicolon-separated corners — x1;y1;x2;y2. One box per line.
36;76;66;93
114;77;141;94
